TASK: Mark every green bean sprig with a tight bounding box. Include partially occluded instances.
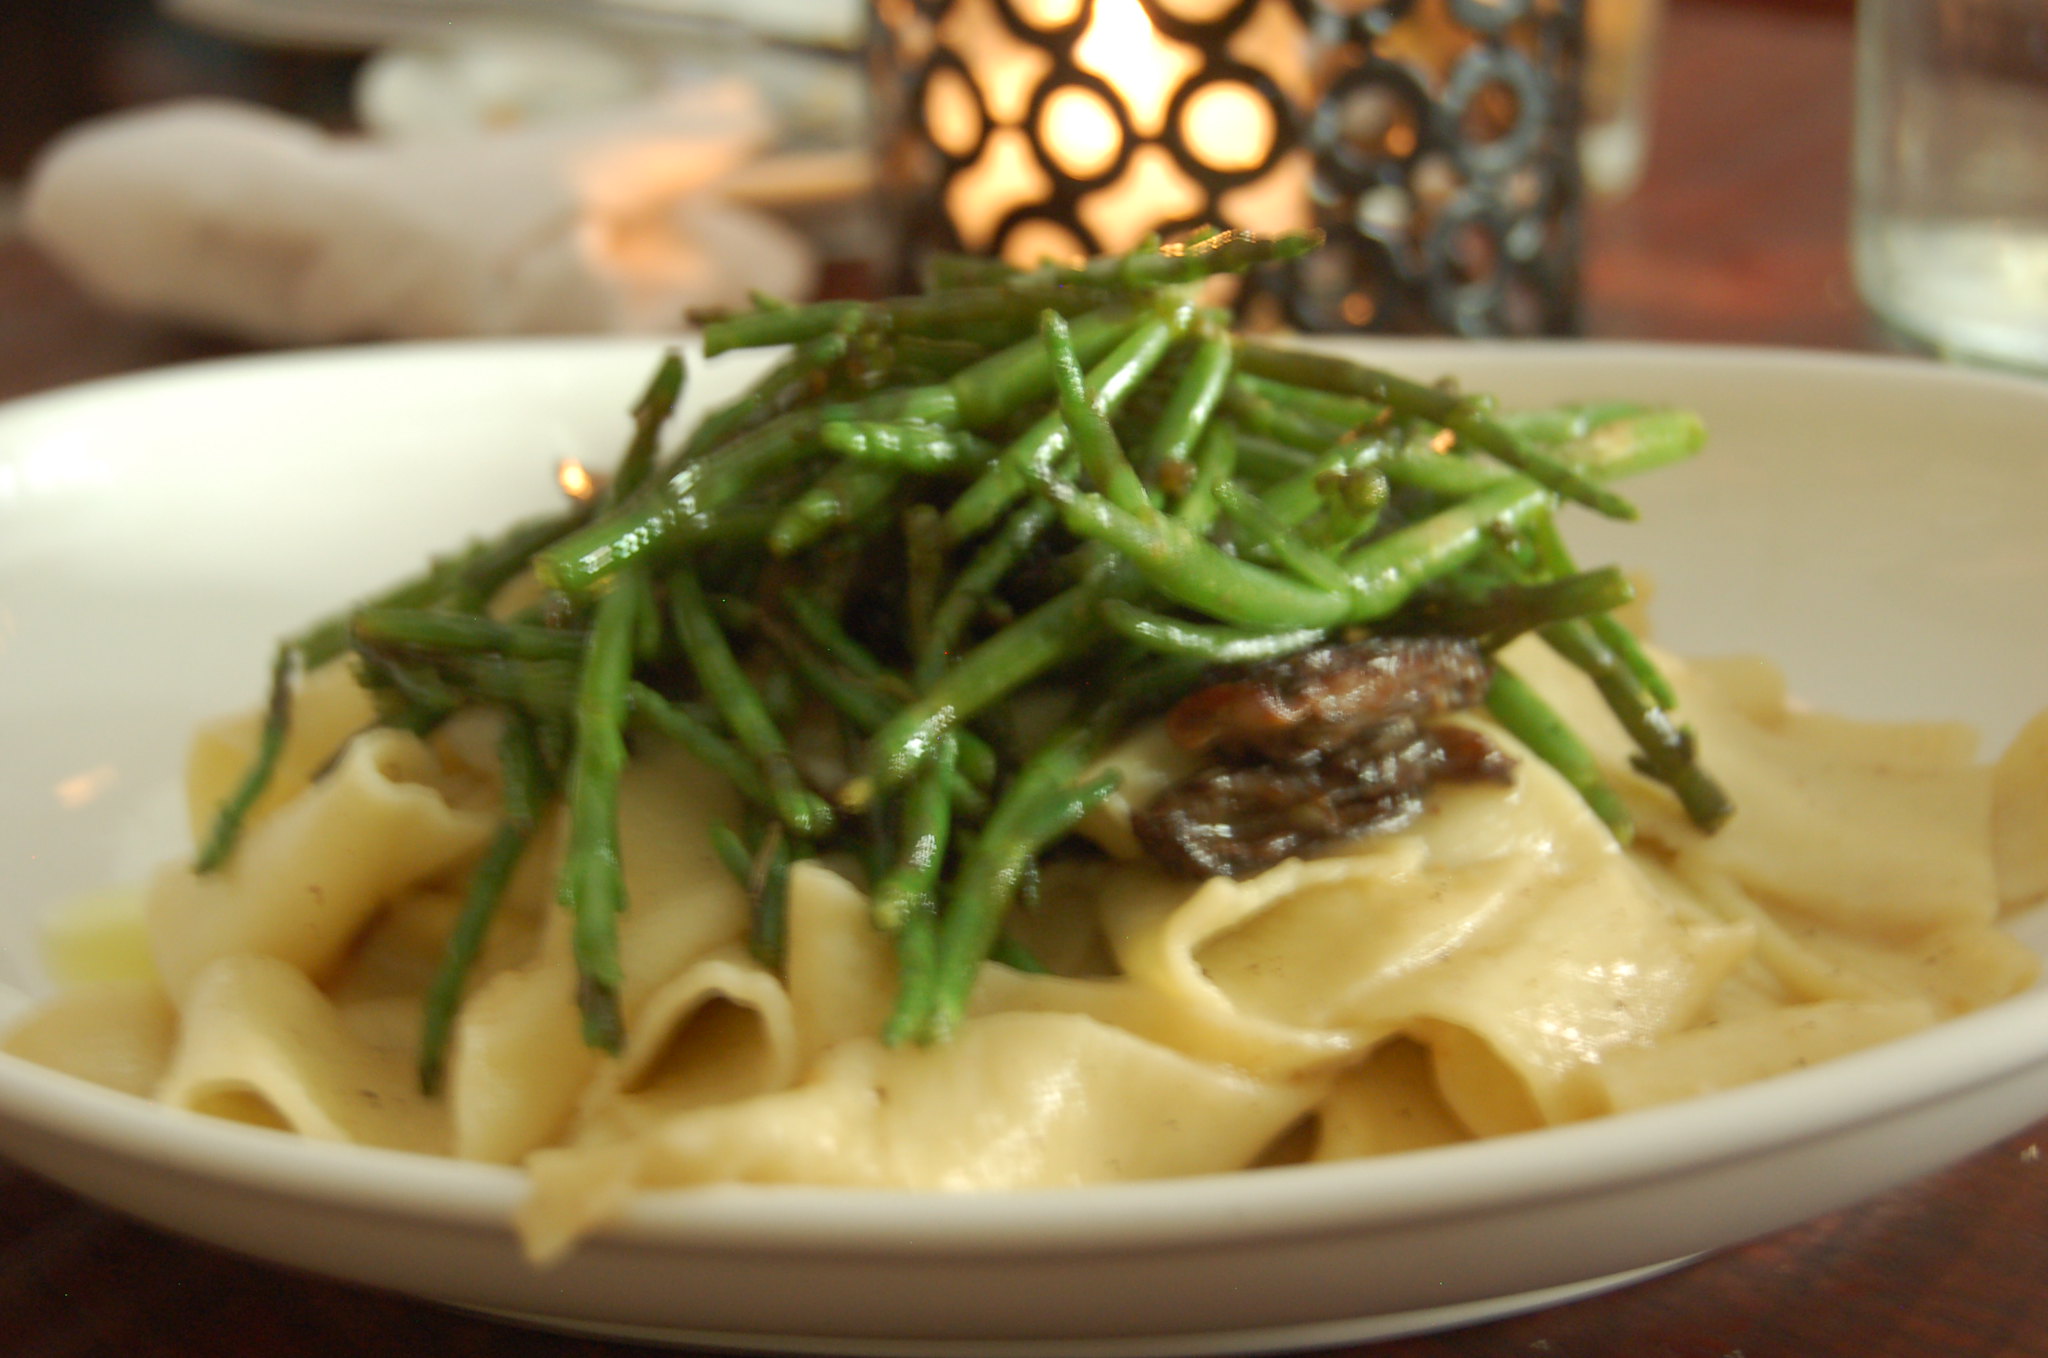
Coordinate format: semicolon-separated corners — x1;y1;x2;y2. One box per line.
197;231;1725;1082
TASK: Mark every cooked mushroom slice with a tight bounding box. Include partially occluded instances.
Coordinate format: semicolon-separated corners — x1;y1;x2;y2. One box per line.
1132;718;1514;880
1163;637;1496;763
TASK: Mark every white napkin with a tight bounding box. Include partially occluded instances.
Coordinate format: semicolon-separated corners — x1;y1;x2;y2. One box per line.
21;84;817;343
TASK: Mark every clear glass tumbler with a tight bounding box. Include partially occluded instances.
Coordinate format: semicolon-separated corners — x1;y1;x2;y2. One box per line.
1853;0;2048;370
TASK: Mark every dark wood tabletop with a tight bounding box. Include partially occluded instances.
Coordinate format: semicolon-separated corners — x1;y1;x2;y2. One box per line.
5;3;2044;1356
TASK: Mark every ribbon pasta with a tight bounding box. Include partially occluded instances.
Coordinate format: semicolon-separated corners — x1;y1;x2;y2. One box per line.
6;640;2044;1263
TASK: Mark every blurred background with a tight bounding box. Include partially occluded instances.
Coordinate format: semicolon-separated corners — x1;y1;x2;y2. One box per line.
0;0;1871;366
0;0;1855;184
0;2;363;183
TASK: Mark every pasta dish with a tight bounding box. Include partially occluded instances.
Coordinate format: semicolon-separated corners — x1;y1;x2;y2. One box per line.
6;235;2045;1264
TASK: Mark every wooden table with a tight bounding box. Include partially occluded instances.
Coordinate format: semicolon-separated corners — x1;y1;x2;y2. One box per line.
5;4;2042;1355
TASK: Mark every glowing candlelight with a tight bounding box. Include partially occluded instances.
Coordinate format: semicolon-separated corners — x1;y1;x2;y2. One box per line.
875;0;1585;335
927;0;1307;263
1070;0;1195;140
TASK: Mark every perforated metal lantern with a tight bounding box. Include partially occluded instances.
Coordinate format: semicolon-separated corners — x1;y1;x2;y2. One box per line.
868;0;1585;336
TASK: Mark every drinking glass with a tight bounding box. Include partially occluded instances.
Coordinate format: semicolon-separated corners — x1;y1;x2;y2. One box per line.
1853;0;2048;370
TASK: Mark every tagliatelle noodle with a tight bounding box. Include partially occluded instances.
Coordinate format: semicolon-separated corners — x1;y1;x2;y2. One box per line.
1994;710;2048;913
449;739;752;1163
150;717;497;1003
160;953;450;1151
7;641;2048;1266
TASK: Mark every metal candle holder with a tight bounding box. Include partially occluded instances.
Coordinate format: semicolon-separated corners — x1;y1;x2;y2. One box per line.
868;0;1585;336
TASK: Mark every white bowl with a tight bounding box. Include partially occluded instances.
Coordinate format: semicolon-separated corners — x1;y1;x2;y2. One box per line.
2;337;2045;1355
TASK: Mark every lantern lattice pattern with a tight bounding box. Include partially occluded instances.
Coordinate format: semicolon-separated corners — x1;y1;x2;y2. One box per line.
868;0;1585;336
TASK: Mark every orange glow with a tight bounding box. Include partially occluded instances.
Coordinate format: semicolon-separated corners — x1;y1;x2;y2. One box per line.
1041;85;1123;179
941;0;1053;124
948;127;1053;251
1013;0;1082;23
1226;0;1312;107
1001;218;1089;269
557;458;598;502
1217;148;1315;236
55;765;118;810
1073;0;1200;139
931;0;1310;256
1182;81;1273;172
1076;144;1207;253
925;65;984;158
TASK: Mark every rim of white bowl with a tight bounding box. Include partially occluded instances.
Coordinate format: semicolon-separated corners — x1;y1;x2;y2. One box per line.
5;974;2045;1252
3;333;2045;1256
